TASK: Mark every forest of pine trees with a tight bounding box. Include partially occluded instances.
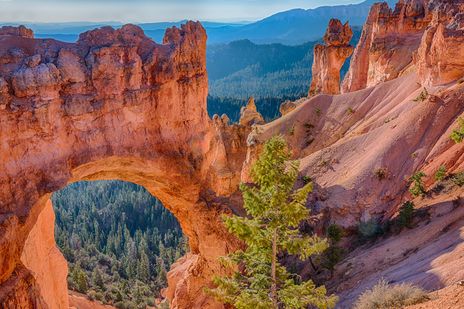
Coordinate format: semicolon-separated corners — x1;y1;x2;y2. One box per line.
53;180;187;308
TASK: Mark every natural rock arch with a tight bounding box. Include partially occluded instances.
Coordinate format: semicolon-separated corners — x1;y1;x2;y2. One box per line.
0;23;247;308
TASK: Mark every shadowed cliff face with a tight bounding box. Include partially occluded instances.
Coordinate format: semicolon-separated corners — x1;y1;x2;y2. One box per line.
0;22;250;309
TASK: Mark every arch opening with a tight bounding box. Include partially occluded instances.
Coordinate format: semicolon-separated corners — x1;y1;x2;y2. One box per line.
50;180;187;308
13;155;236;309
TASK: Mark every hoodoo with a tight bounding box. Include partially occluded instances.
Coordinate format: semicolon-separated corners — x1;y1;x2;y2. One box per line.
309;19;354;96
340;0;464;93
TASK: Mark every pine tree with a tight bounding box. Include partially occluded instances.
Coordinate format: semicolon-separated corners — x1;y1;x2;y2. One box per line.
73;266;89;293
137;250;151;283
92;268;105;291
208;136;338;309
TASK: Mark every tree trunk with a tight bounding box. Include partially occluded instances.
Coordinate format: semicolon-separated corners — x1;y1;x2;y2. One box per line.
271;229;278;308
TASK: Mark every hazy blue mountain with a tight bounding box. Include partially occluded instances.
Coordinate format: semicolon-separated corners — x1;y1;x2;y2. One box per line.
1;0;396;44
139;20;247;42
206;0;397;45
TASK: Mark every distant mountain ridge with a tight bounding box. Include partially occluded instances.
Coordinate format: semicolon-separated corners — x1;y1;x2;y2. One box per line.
2;0;397;45
206;0;397;44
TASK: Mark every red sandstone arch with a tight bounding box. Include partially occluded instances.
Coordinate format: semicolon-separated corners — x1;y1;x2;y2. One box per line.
0;23;246;308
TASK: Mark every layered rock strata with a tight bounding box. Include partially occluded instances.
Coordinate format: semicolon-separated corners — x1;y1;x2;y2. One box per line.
342;0;464;92
309;19;354;96
0;23;247;309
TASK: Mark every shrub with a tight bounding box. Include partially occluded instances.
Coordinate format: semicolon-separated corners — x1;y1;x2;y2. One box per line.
322;224;345;275
358;219;383;241
435;165;447;182
413;88;429;102
450;118;464;143
374;168;388;181
321;246;345;273
409;171;426;197
397;201;414;228
354;279;428;309
87;290;96;301
158;301;170;309
452;172;464;187
327;224;343;243
346;107;355;114
302;175;312;185
288;125;295;135
304;122;315;133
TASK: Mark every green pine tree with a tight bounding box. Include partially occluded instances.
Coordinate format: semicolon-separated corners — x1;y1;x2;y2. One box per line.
92;268;105;291
73;266;89;293
409;171;426;197
137;250;151;283
207;136;338;309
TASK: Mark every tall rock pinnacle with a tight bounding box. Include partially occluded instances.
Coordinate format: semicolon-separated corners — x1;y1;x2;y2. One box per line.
309;19;354;96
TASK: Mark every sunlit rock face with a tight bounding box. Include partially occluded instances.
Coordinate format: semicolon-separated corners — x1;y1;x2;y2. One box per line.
0;23;248;309
239;97;265;126
21;200;69;309
415;1;464;86
309;19;354;96
342;0;464;93
342;0;431;92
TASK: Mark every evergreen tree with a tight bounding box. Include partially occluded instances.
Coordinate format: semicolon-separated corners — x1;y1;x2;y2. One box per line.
137;250;151;283
208;136;337;309
409;171;426;197
92;268;105;291
73;266;89;293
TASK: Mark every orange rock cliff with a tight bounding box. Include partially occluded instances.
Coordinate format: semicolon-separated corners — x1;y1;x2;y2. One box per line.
1;0;464;308
309;19;354;96
342;0;464;92
0;22;252;309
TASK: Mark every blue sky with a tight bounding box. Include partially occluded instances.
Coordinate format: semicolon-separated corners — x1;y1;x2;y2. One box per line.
0;0;365;23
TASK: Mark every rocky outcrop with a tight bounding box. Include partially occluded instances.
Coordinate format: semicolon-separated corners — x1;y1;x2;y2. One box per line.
239;97;265;126
342;0;464;92
342;0;432;92
331;186;464;307
279;100;298;116
246;72;464;226
309;19;353;96
415;1;464;86
0;25;34;38
0;23;246;309
245;71;464;304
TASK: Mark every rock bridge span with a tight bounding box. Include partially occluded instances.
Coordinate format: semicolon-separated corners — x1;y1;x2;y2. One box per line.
0;22;246;308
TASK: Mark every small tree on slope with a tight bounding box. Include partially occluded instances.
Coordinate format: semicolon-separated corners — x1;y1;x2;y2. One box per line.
207;136;338;309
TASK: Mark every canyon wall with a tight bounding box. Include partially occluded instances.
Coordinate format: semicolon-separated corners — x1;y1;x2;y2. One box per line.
0;23;248;308
342;0;464;93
